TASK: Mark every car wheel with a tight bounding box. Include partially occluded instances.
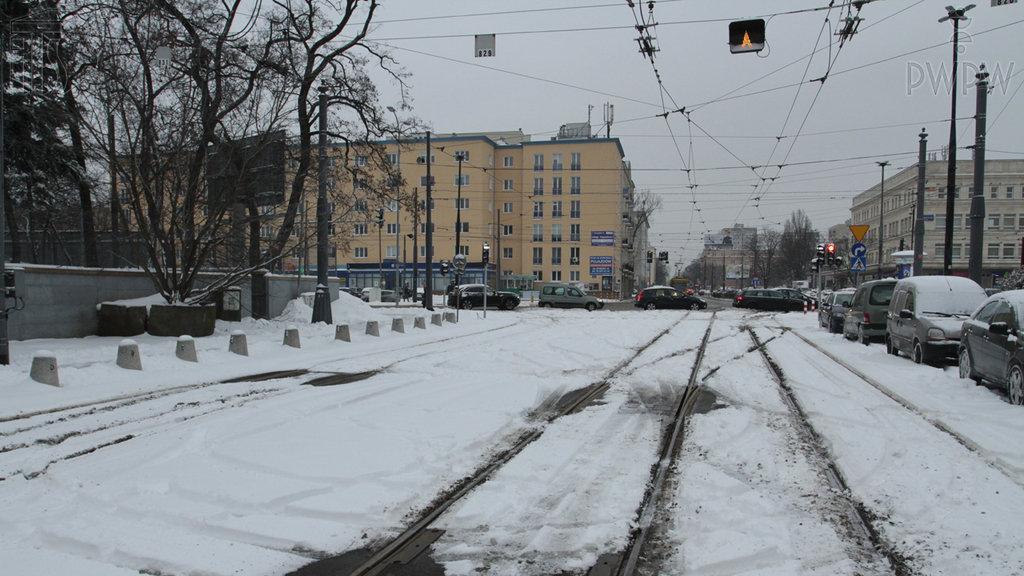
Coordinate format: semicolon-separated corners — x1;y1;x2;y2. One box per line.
503;299;517;310
958;346;982;385
585;302;597;311
461;300;474;310
540;302;551;308
645;302;657;311
858;325;869;346
689;302;701;310
886;335;899;356
1008;364;1024;405
912;340;924;364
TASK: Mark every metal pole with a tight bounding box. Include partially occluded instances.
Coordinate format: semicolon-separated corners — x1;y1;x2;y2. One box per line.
942;10;967;276
454;153;464;287
877;161;889;279
968;65;988;285
311;87;333;323
412;187;419;301
0;25;7;365
424;132;434;310
388;106;402;307
914;129;928;277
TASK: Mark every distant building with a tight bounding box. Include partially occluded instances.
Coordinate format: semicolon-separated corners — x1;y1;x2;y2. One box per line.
701;224;756;289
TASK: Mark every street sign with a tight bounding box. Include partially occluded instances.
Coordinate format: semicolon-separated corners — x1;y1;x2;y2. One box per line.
452;254;467;273
849;225;870;243
851;256;867;272
851;242;867;258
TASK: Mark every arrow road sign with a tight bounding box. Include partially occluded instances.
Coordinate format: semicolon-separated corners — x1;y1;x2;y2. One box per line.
851;256;867;272
851;242;867;258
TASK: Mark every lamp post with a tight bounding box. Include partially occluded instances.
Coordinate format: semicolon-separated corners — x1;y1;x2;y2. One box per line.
968;65;988;284
914;129;928;277
311;86;332;324
454;151;466;287
387;106;402;306
939;4;976;276
877;161;889;279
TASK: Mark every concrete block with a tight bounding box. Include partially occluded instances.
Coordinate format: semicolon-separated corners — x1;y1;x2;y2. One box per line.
444;312;457;324
414;317;427;330
117;339;142;370
335;324;351;342
97;303;147;337
30;350;60;387
283;325;301;348
229;330;248;356
431;314;443;327
366;321;380;337
391;318;405;333
176;335;198;362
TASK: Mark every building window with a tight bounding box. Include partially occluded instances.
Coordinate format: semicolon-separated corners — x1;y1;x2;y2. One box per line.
533;247;543;265
552;153;563;172
503;224;513;236
503;179;514;191
1004;244;1016;260
260;225;273;238
934;244;944;258
569;247;580;265
354;155;367;167
419;199;435;211
953;215;962;230
551;271;562;281
570;224;581;242
1005;215;1016;230
354;199;368;212
533;201;544;219
989;244;1001;258
1008;186;1015;199
386;245;398;258
354;224;368;236
455;245;468;256
570;270;580;282
503;201;514;213
355;177;367;190
551;223;562;242
387;153;399;165
533;177;544;196
534;270;543;282
570;176;581;195
503;247;513;259
419;222;435;234
454;174;469;187
419;246;434;258
989;214;1001;230
571;152;581;172
938;187;945;199
992;186;999;199
551;247;562;266
355;247;368;258
951;244;962;258
455;198;469;210
504;156;514;168
570;200;581;219
418;152;435;164
386;200;398;212
552;177;563;195
456;222;469;233
533;224;543;242
387;223;398;235
534;154;544;172
552;201;563;219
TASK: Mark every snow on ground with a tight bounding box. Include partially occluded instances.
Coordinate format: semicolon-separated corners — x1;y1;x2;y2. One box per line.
2;301;1024;575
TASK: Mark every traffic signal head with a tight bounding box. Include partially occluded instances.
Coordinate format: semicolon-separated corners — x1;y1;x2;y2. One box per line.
440;260;450;275
816;244;825;260
826;243;836;265
647;251;653;264
729;19;766;54
482;243;490;264
659;251;669;262
376;208;385;223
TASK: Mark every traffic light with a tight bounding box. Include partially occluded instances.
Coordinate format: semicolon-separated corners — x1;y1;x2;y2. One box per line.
482;243;490;264
810;257;820;273
659;251;669;262
816;243;825;262
375;208;385;226
647;251;653;264
729;19;766;54
826;243;836;266
440;260;451;275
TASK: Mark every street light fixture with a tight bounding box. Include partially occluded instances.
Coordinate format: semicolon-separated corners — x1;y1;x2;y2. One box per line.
939;4;975;276
311;86;333;324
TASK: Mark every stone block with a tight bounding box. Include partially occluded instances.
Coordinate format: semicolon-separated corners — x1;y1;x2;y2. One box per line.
97;303;147;337
30;351;60;387
175;335;198;362
147;304;216;337
283;325;301;348
366;321;380;337
391;318;405;333
117;339;142;370
335;324;351;342
444;312;457;324
431;314;443;326
414;317;427;330
229;330;248;356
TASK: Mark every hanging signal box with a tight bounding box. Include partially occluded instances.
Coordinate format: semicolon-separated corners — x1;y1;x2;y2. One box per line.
729;19;766;54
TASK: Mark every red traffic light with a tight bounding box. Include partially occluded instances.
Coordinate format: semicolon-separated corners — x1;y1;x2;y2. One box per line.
826;243;836;253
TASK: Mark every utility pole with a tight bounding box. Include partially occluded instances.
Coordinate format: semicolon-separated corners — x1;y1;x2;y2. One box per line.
411;187;419;302
424;132;434;310
940;5;974;275
968;65;988;285
388;106;402;307
877;161;889;279
914;129;927;277
311;86;332;324
454;151;466;287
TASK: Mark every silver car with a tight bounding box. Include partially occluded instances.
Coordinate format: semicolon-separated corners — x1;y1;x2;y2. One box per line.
885;276;987;363
819;289;855;334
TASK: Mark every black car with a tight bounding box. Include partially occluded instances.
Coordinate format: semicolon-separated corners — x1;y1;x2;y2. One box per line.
635;286;707;310
959;291;1024;404
447;284;520;310
732;289;806;312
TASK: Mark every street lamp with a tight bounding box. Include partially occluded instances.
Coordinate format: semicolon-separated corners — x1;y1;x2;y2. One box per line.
454;150;467;287
939;4;975;276
877;161;889;279
387;105;402;306
311;86;333;324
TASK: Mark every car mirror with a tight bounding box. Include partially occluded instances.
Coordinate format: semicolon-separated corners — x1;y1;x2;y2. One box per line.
990;321;1011;335
899;309;913;319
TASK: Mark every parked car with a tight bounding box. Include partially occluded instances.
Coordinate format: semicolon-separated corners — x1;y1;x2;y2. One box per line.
775;287;817;306
340;287;362;298
819;289;855;333
538;283;604;311
732;289;806;312
635;286;707;310
843;279;897;344
447;284;521;310
959;290;1024;404
886;276;987;363
361;289;399;303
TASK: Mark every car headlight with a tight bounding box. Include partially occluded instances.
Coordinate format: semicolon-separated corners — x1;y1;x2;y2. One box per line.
927;327;946;341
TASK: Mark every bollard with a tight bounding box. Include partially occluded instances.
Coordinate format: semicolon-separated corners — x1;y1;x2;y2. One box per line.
366;321;380;337
803;301;808;314
283;325;301;348
30;350;60;387
117;339;143;370
391;318;405;333
229;330;249;356
431;313;443;327
414;317;427;330
335;324;351;342
175;335;198;362
444;312;457;324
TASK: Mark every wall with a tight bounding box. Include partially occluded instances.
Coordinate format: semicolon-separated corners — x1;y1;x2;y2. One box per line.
3;265;339;341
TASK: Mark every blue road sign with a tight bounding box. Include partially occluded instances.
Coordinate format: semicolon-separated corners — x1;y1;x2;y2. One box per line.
851;242;867;258
851;256;867;272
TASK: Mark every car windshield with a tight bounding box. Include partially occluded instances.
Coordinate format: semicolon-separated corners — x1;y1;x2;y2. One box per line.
834;294;853;306
917;289;986;317
867;284;895;306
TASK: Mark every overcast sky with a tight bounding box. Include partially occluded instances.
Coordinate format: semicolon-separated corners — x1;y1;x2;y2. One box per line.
361;0;1024;266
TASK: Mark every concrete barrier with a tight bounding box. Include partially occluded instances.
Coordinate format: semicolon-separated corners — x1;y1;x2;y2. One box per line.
335;324;351;342
444;312;457;324
414;317;427;330
229;330;248;356
431;314;443;327
175;336;198;362
30;350;60;387
283;325;301;348
117;339;142;370
366;321;380;337
391;318;405;333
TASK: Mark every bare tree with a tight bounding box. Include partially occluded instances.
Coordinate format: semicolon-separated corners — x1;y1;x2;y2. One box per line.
748;226;782;288
778;210;819;285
